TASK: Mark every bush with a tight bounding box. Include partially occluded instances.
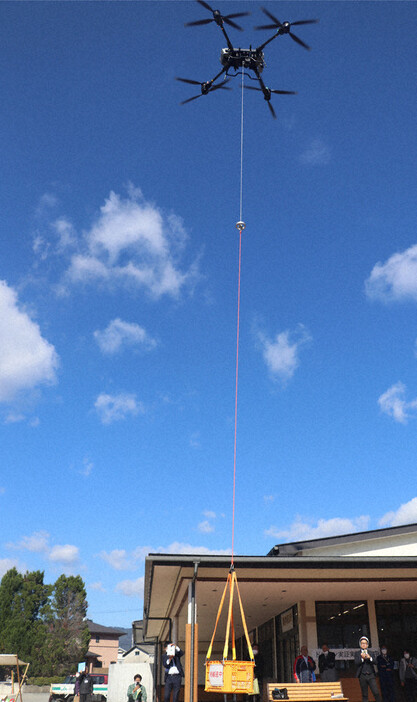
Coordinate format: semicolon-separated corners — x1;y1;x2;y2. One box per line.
26;677;66;686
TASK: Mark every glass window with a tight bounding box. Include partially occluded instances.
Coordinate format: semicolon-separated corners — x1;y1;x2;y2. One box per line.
258;619;275;678
316;601;370;648
376;600;417;659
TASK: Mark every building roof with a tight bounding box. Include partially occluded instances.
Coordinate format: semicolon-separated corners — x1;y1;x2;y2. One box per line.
86;619;126;637
85;651;101;659
267;521;417;556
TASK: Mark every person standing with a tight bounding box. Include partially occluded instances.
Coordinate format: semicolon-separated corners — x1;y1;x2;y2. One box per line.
399;650;417;702
377;647;395;702
250;643;264;702
127;675;147;702
355;636;381;702
319;644;338;682
74;672;81;702
163;642;184;702
79;671;94;702
293;646;316;683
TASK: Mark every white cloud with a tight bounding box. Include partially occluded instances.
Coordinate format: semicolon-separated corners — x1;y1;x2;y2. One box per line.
80;457;94;477
198;520;215;534
52;217;76;252
0;280;59;402
94;392;143;424
134;541;231;558
203;510;216;519
7;530;50;553
6;531;80;568
35;192;58;218
99;540;231;573
189;432;201;448
4;412;25;424
60;187;198;299
0;558;24;578
257;324;311;381
265;515;370;542
379;497;417;528
94;318;157;355
99;549;131;571
300;138;331;165
115;576;144;598
160;541;231;556
378;382;417;423
89;581;106;592
131;546;153;562
49;544;79;565
365;243;417;302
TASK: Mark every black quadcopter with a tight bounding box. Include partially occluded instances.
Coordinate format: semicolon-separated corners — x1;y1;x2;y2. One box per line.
176;0;318;118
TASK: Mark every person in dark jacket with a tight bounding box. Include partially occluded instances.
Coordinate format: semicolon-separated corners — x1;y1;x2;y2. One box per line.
377;647;395;702
74;672;81;698
355;636;381;702
318;644;338;682
79;671;94;702
399;651;417;702
162;642;184;702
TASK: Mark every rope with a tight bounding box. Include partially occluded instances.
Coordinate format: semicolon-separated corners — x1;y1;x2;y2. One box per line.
239;68;244;222
231;68;245;566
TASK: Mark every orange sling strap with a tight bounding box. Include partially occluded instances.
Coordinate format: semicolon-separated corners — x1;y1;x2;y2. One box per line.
206;569;254;663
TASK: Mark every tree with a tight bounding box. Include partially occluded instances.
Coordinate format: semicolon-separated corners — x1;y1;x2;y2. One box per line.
0;569;90;677
0;568;51;675
43;575;90;676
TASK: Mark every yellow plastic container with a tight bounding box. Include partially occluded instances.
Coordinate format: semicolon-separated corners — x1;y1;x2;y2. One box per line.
205;660;255;694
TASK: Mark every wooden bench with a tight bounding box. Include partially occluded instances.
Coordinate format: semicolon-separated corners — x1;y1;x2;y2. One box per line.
267;682;348;702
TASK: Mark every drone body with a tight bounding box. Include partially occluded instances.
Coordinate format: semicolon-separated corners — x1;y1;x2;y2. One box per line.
176;1;318;118
220;47;265;74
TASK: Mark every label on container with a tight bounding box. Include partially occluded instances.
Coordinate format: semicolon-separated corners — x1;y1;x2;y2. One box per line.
208;663;224;687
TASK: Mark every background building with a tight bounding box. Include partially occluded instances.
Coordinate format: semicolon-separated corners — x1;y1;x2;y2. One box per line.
87;620;126;670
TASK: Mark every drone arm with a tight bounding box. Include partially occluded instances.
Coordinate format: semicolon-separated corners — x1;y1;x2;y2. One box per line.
253;67;267;94
220;24;234;51
210;64;229;85
255;32;280;53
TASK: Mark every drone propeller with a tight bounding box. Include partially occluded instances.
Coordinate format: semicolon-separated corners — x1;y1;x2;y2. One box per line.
245;86;297;96
244;84;297;119
185;0;250;31
176;78;203;86
176;77;232;105
255;7;318;50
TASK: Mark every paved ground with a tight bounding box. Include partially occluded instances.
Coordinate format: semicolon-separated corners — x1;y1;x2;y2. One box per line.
11;693;49;702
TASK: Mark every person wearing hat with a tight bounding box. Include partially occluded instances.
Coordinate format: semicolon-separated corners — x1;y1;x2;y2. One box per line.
354;636;381;702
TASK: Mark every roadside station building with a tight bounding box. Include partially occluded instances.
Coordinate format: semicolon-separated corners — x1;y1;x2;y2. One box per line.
143;522;417;702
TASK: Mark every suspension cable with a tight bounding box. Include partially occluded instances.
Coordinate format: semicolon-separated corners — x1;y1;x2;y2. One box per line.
232;68;246;567
239;67;244;223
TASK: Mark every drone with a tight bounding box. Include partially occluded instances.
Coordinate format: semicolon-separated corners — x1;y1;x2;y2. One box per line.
176;0;318;118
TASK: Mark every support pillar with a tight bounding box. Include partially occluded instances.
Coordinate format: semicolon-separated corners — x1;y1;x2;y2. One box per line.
184;569;198;702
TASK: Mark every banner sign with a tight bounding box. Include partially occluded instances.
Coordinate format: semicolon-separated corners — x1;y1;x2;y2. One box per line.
281;609;294;633
311;648;378;661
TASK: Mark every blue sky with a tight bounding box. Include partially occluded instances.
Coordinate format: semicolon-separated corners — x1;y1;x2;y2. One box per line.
1;0;417;628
